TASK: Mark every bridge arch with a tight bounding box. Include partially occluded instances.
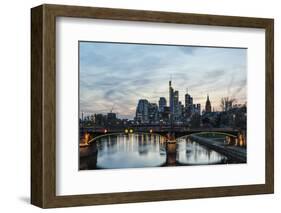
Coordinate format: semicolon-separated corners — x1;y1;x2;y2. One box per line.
88;132;167;144
88;133;122;144
175;131;238;141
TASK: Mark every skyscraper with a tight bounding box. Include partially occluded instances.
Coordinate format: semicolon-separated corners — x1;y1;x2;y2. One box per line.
158;97;167;113
173;90;180;121
196;103;201;115
169;80;174;122
179;101;184;119
185;91;193;117
148;103;159;123
135;99;149;124
205;94;212;113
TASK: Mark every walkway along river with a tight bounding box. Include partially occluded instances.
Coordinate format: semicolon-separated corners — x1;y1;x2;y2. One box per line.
79;133;246;170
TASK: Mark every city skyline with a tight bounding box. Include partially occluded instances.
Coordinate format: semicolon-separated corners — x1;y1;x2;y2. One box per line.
80;42;247;119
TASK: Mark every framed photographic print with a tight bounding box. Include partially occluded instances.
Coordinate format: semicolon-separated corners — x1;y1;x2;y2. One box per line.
31;4;274;208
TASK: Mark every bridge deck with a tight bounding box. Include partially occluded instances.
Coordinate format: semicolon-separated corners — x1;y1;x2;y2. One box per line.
81;127;240;139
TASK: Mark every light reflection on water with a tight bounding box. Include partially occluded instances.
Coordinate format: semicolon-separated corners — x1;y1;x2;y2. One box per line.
96;134;166;169
176;138;227;165
79;133;228;170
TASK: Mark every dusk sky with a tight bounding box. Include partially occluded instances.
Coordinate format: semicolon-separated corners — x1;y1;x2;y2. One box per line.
79;42;247;119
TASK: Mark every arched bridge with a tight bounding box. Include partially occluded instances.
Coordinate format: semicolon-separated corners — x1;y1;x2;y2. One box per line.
81;126;239;143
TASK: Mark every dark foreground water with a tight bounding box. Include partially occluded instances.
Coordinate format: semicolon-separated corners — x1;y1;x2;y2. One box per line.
79;133;228;170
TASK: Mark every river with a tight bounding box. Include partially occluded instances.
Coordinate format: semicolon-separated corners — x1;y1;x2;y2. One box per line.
79;133;228;170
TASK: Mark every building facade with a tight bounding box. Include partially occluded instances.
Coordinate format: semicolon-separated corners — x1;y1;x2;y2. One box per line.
158;97;167;113
148;103;159;123
169;80;174;122
135;99;149;124
185;92;193;117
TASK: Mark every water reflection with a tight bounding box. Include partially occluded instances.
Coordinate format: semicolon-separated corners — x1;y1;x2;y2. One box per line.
177;137;227;165
79;134;228;170
82;134;166;169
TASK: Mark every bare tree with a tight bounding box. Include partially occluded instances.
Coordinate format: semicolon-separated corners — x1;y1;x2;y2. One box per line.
220;97;236;111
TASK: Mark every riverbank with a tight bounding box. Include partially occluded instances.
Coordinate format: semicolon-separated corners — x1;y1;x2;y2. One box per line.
189;135;246;163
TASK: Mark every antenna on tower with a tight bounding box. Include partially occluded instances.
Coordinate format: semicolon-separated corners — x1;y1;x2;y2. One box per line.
169;74;172;87
110;104;115;113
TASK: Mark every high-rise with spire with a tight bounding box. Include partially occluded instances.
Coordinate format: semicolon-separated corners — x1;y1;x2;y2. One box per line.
169;80;174;122
205;94;212;113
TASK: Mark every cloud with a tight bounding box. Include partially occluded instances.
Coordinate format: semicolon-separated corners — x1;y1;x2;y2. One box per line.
79;42;247;119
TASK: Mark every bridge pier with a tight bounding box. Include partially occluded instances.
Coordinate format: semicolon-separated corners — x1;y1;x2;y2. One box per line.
166;141;177;166
79;142;98;170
